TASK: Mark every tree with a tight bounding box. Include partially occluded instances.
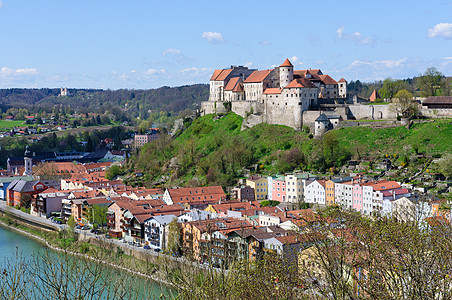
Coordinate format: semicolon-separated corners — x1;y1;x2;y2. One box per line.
379;78;404;99
86;205;108;229
67;215;76;228
167;218;181;254
439;153;452;178
417;67;444;97
391;89;418;118
105;165;121;180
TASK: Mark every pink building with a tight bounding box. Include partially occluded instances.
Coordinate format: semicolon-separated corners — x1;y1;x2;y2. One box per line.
352;184;363;213
272;176;286;202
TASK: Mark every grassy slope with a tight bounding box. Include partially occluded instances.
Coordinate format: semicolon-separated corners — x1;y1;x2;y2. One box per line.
333;119;452;158
135;113;451;186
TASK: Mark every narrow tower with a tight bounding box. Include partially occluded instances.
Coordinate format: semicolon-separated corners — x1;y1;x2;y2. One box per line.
279;58;294;88
23;146;33;176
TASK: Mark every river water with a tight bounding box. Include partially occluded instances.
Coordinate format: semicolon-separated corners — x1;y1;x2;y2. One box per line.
0;225;176;299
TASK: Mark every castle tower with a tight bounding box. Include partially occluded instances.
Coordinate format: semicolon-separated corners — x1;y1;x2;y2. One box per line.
23;146;33;176
279;58;294;88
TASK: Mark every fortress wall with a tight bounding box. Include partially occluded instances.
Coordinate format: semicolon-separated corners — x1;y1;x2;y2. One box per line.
347;104;396;120
230;101;264;118
266;101;303;130
201;101;228;115
420;108;452;118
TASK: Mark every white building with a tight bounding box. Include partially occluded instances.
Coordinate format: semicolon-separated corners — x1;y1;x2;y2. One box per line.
143;215;177;250
304;180;326;205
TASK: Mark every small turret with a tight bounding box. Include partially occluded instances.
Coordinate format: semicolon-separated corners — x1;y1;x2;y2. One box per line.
279;58;294;88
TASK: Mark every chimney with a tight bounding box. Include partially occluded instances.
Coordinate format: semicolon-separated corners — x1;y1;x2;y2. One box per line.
393;190;396;200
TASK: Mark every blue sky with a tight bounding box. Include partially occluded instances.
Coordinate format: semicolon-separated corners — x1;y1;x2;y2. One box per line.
0;0;451;89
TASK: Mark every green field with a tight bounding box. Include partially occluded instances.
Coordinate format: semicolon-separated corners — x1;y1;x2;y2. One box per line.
0;120;26;130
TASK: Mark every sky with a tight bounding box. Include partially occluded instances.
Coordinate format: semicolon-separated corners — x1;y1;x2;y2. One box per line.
0;0;451;89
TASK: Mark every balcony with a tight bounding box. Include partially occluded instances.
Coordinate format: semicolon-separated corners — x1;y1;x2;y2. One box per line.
106;215;115;221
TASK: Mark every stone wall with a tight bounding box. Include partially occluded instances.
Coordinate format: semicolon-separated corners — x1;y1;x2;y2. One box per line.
420;108;452;118
347;103;396;120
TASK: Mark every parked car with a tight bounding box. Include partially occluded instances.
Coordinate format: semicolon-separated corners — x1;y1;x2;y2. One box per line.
143;245;150;250
154;248;161;253
121;239;127;243
129;241;134;245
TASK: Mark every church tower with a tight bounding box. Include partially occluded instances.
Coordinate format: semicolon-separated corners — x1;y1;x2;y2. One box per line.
23;146;33;176
279;58;294;88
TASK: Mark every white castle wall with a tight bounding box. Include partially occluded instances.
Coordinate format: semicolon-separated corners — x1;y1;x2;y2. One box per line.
420;108;452;118
347;104;397;120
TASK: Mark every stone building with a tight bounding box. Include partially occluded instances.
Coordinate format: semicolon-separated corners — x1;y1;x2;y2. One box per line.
201;58;347;130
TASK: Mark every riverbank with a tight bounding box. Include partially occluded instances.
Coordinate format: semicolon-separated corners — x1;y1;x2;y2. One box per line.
0;214;179;293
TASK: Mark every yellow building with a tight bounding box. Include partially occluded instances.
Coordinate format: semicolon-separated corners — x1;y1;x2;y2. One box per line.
246;175;268;200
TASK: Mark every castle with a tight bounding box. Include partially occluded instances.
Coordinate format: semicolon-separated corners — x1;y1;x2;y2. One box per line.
201;58;347;130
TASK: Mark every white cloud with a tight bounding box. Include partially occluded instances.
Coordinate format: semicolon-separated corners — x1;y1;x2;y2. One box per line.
336;26;377;46
428;23;452;39
348;58;407;69
259;40;271;46
290;56;303;65
112;69;166;82
0;1;3;8
445;57;452;60
0;67;38;79
162;48;182;56
244;62;253;68
202;31;224;43
145;68;165;75
0;67;39;87
180;67;212;78
336;26;345;39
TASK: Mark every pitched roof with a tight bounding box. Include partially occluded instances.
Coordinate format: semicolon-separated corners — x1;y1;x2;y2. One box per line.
224;77;244;92
210;69;223;81
243;70;272;83
315;113;330;122
215;69;234;81
232;82;244;92
284;78;317;89
423;96;452;105
168;186;226;203
338;77;347;83
263;88;282;94
319;74;337;85
280;58;293;67
370;90;380;102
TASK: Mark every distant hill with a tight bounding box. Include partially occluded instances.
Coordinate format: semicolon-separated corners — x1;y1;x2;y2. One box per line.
0;84;209;117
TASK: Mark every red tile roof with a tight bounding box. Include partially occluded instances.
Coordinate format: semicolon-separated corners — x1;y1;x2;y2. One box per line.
210;69;223;81
243;70;272;83
338;77;347;83
263;88;281;94
216;69;234;81
280;58;293;67
284;78;317;89
319;74;337;85
168;186;226;204
224;77;242;91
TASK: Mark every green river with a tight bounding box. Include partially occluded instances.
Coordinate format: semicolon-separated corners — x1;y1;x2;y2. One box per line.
0;225;176;299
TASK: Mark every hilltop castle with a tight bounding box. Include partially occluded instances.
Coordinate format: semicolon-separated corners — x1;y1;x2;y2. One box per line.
201;58;347;130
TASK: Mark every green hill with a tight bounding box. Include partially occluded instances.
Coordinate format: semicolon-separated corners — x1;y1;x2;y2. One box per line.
130;113;452;187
